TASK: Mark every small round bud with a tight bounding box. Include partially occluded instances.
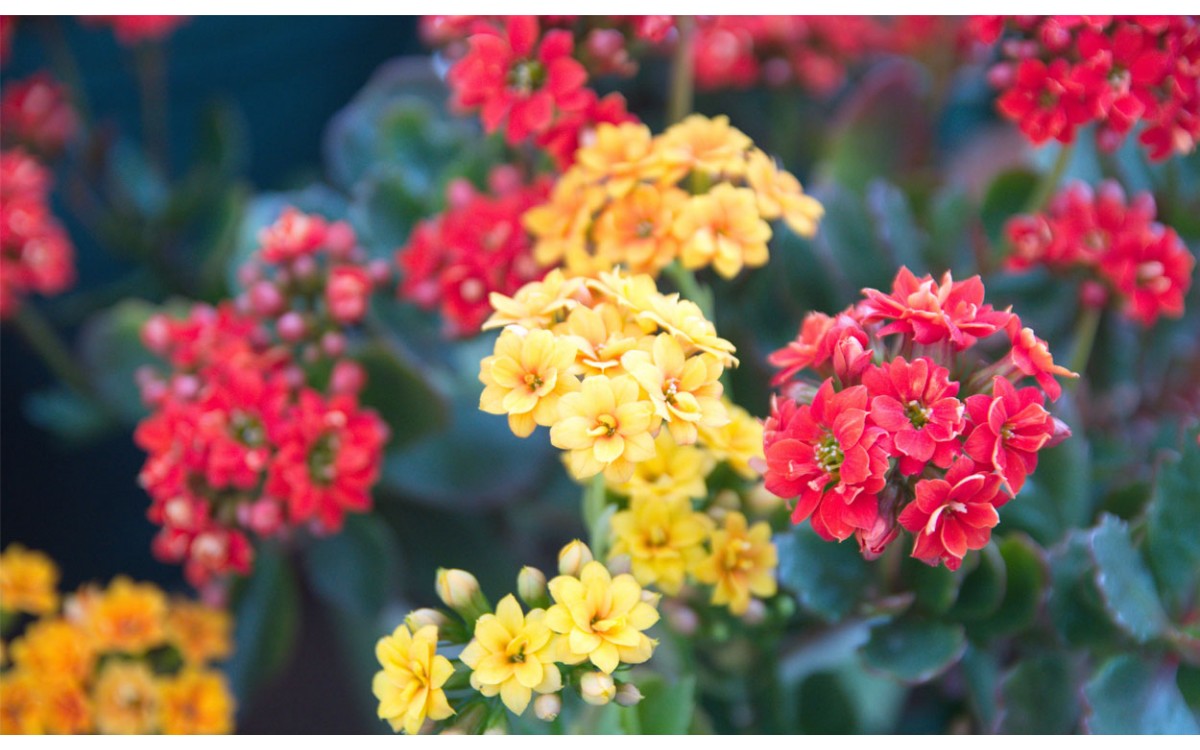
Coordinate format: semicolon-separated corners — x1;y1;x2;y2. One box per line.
277;311;307;342
435;568;480;610
557;540;594;577
615;682;643;707
663;601;699;637
324;220;357;259
533;693;561;722
249;280;285;317
517;566;547;606
606;553;632;576
368;259;392;285
292;254;318;281
330;360;366;395
741;598;767;626
580;672;616;706
320;330;346;358
404;608;450;632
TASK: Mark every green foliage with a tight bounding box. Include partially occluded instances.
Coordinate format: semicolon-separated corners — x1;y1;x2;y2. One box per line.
227;544;301;702
1090;514;1170;644
1145;440;1200;617
860;616;966;684
633;674;697;734
775;525;873;622
1084;655;1200;734
304;513;402;618
995;654;1080;734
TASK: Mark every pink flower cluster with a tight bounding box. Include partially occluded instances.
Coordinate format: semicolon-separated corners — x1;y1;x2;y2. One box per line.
0;73;79;157
969;16;1200;160
1005;181;1195;326
0;149;75;319
134;210;389;588
764;268;1074;570
396;166;551;337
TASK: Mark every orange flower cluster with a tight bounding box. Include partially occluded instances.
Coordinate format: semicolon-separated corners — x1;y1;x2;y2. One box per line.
0;546;234;735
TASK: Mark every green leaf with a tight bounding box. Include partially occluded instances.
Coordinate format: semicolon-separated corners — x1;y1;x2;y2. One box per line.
347;166;432;259
303;513;401;618
970;534;1048;641
947;541;1006;621
808;181;892;298
981;169;1037;247
227;544;300;701
1084;655;1200;734
1146;441;1200;617
795;671;858;733
1048;530;1121;648
356;341;449;450
635;674;696;734
24;386;111;444
995;654;1080;733
78;299;165;423
865;180;926;274
774;525;873;622
961;646;1000;731
903;555;959;616
860;616;966;684
1090;514;1169;644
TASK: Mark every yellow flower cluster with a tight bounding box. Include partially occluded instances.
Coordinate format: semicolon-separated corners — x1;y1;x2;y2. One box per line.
0;547;234;735
525;115;824;280
481;269;744;483
373;542;661;733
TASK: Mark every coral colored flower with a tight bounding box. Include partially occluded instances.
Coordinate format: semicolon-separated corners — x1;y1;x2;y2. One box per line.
158;670;235;735
79;577;168;654
545;560;659;673
93;661;161;734
963;377;1056;495
447;16;590;144
768;312;868;386
459;594;562;716
325;266;372;324
621;332;728;445
550;374;657;483
40;677;93;734
593;183;687;275
863;357;965;476
673;184;772;279
0;73;78;155
1005;319;1077;401
479;327;581;438
859;267;1013;349
609;495;714;595
610;429;714;504
373;624;455;734
575;121;662;199
0;544;59;615
0;671;46;734
658;114;754;181
763;379;891;541
899;457;1004;571
693;511;778;615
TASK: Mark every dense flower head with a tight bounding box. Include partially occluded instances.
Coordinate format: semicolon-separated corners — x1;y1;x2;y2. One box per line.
525;115;822;280
693;511;778;615
1005;180;1195;326
0;72;78;156
545;559;659;673
0;543;59;616
396;168;551;337
460;594;562;715
764;267;1073;569
970;16;1200;160
0;148;76;319
0;546;236;735
373;624;455;734
609;494;714;595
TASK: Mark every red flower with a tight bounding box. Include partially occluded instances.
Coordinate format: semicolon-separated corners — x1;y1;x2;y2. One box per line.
963;377;1056;495
534;91;636;169
764;379;891;541
1100;224;1195;326
899;457;1004;571
0;73;78;156
258;207;328;264
858;267;1013;349
864;357;965;476
82;15;188;45
997;58;1088;145
767;312;870;386
447;15;591;144
326;266;372;325
1005;317;1077;401
0;149;75;318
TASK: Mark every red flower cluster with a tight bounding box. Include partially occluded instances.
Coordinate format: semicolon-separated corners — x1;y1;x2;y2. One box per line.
81;15;189;45
764;268;1073;570
1005;180;1195;325
0;149;75;319
396;167;551;337
135;210;390;588
0;73;79;157
969;16;1200;160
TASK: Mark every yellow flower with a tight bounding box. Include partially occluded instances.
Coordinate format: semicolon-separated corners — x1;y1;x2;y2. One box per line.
746;148;824;238
165;599;233;666
0;544;59;616
544;560;659;673
561;303;643;377
693;512;778;615
657;114;752;182
158;669;235;734
593;184;687;275
372;624;455;735
550;374;656;483
611;430;714;505
575;122;661;199
524;171;603;271
93;661;161;734
697;402;766;480
40;676;93;735
480;327;581;438
482;269;586;332
673;185;772;279
10;617;94;682
0;670;45;734
621;332;728;445
459;594;562;716
610;495;714;595
81;577;168;654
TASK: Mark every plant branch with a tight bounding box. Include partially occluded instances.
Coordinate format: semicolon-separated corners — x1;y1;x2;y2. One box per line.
668;16;695;125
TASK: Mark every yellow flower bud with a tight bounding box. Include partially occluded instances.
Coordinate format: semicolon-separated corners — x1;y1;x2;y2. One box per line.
404;608;449;632
516;566;547;607
615;682;644;707
435;568;488;621
534;693;562;722
580;671;616;706
557;540;594;577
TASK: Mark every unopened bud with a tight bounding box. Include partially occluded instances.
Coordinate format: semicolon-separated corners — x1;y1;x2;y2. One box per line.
435;568;488;621
533;693;561;722
580;671;616;706
404;608;450;632
741;598;768;626
557;540;594;577
277;311;307;342
606;553;632;576
517;566;547;607
663;601;699;636
746;482;783;515
615;682;643;707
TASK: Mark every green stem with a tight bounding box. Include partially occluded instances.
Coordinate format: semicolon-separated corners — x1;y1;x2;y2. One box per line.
1067;305;1102;382
13;306;116;421
1025;143;1074;214
667;15;695;125
38;18;94;124
664;261;714;321
135;43;171;179
583;473;609;559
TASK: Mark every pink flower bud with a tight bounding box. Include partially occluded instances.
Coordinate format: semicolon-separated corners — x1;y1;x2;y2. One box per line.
249;280;285;317
330;360;366;395
326;266;371;324
277;311;307;341
324;220;357;259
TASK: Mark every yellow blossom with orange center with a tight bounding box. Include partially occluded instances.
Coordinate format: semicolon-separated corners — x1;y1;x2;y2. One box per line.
610;430;715;505
575;122;662;199
80;577;168;654
673;184;772;279
480;327;582;438
561;303;643;377
544;560;659;673
165;599;233;666
93;661;161;734
745;148;824;238
372;624;455;735
0;670;45;734
550;374;656;483
41;677;94;734
658;114;753;182
10;618;94;682
0;544;59;616
483;269;586;332
158;669;235;735
622;332;728;445
698;402;766;480
593;183;687;275
694;511;778;615
459;594;562;716
610;495;714;595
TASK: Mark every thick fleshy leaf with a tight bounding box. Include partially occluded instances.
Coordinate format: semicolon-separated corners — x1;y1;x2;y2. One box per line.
860;616;966;684
980;169;1037;248
1145;439;1200;617
865;179;926;274
947;541;1006;621
970;534;1048;641
1048;530;1122;648
303;513;401;618
78;299;170;422
1084;655;1199;734
227;543;300;701
961;646;1000;731
356;341;449;450
775;525;873;622
1090;514;1169;644
635;674;696;734
903;555;960;616
995;654;1080;733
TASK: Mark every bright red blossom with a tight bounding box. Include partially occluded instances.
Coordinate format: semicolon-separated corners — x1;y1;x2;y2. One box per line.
863;357;965;476
0;149;76;318
859;267;1013;349
0;73;78;156
899;458;1004;571
963;377;1056;495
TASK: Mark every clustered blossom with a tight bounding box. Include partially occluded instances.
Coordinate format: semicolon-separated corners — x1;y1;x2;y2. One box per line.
0;73;79;157
0;546;235;735
524;115;823;280
134;209;389;588
396;167;551;337
0;149;75;319
969;16;1200;160
80;15;189;45
373;542;661;733
764;267;1074;571
1005;180;1195;326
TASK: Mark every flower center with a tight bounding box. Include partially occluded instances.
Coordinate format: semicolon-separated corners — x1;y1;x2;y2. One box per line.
507;60;545;94
307;432;340;485
591;414;618;438
815;433;844;477
663;378;680;405
905;399;931;429
524;371;544;392
230;411;265;446
635;220;654;239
